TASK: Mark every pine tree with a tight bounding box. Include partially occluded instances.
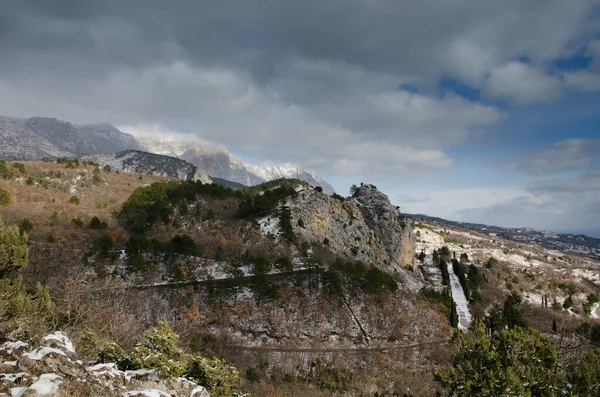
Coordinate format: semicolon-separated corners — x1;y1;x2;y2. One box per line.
0;217;28;278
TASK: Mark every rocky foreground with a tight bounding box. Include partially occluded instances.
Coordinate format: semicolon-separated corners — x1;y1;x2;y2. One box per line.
0;332;208;397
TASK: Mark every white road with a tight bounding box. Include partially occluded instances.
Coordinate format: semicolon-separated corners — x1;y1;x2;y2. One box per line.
447;261;472;331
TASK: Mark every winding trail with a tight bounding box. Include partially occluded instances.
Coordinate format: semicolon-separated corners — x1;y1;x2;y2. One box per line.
226;338;449;353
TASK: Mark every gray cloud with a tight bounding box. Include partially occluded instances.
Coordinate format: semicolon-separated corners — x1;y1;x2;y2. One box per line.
456;169;600;231
508;139;600;174
0;0;599;177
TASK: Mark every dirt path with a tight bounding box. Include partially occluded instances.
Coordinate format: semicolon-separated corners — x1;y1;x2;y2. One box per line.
226;338;449;353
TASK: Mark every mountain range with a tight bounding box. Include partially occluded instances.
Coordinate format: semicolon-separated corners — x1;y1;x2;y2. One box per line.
0;116;334;192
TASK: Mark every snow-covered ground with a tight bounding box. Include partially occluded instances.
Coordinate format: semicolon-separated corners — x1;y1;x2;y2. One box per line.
447;262;472;331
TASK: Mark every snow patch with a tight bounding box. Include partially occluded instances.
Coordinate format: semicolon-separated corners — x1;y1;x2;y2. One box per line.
22;347;66;360
28;373;63;396
41;331;75;354
258;215;280;237
10;387;28;397
0;341;28;355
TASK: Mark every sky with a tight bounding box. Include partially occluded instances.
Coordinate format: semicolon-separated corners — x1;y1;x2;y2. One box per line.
1;1;600;236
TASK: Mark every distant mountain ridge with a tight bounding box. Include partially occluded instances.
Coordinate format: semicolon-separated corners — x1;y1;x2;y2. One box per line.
139;137;336;193
406;213;600;259
0;116;143;160
0;115;335;193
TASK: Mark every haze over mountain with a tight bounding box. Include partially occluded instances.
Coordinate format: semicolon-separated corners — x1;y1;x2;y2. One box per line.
138;135;335;193
0;115;335;192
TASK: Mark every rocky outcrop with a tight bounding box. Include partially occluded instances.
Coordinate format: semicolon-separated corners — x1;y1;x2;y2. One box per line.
0;332;209;397
287;185;416;275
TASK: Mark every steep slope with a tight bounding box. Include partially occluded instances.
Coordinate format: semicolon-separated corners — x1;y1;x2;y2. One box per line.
0;116;144;160
286;184;417;279
139;137;335;193
0;117;73;160
81;150;212;183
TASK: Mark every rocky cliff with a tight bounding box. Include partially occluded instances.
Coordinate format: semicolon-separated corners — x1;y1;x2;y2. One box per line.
285;184;417;279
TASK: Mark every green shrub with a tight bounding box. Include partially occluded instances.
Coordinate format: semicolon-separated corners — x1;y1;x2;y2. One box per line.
306;358;354;392
0;188;11;206
89;216;107;230
563;295;574;309
77;328;127;366
0;217;28;277
170;234;197;255
274;256;293;272
187;355;243;397
131;321;188;378
245;367;261;383
69;195;80;205
94;234;114;256
71;217;84;228
0;161;12;179
11;163;26;175
0;217;54;340
18;219;33;235
435;322;563;396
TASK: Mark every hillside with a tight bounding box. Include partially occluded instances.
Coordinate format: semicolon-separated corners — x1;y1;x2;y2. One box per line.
81;150;212;184
1;160;600;395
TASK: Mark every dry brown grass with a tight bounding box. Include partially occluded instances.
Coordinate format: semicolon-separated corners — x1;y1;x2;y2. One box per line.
0;161;167;243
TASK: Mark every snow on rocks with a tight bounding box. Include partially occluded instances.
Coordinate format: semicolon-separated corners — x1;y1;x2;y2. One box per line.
25;373;63;396
39;333;75;356
0;342;28;360
259;215;281;238
0;333;210;397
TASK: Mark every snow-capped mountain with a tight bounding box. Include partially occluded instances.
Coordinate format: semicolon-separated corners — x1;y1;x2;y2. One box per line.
81;150;212;184
138;137;335;193
0;114;335;193
0;116;144;160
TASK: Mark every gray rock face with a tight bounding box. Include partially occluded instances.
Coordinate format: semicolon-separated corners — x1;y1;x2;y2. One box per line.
0;116;144;160
352;185;415;269
81;150;213;183
288;185;416;275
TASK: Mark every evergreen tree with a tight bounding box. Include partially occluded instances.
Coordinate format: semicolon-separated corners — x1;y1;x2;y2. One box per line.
0;217;28;277
436;322;564;396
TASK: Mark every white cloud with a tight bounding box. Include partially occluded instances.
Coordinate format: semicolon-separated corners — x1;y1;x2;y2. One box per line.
456;170;600;231
0;61;501;177
508;138;600;174
483;62;563;104
563;70;600;92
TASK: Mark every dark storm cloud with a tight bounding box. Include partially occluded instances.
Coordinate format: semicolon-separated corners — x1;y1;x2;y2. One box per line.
0;0;599;178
